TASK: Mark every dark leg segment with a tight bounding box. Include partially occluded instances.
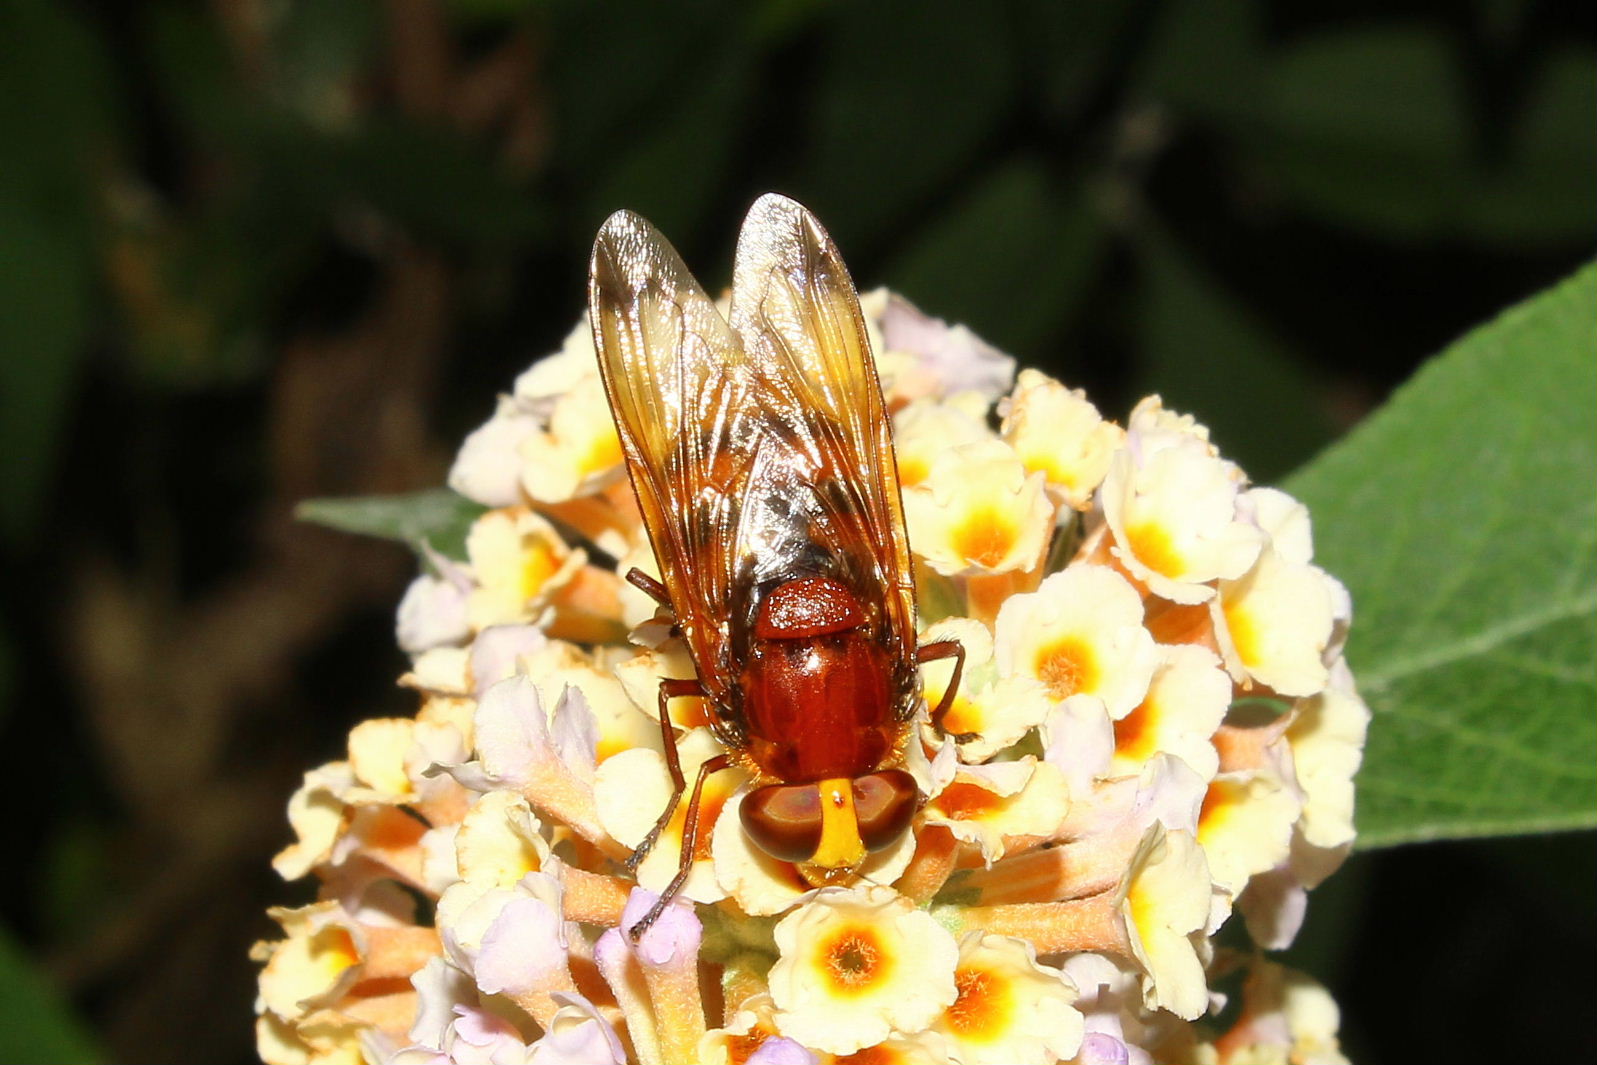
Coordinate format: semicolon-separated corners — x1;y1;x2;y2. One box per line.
626;567;670;605
624;677;705;873
917;638;976;743
628;753;732;940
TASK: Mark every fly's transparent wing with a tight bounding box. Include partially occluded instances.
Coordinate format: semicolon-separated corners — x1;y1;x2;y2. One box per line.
589;210;757;704
728;194;918;684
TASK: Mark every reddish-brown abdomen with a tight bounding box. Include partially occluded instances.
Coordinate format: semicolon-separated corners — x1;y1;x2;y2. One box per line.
741;631;896;781
740;577;897;782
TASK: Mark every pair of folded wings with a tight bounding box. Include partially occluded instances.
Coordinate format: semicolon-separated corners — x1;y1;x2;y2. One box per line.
588;194;917;712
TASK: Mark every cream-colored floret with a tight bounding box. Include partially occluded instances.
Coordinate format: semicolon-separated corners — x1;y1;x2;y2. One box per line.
463;506;585;630
1100;410;1263;604
902;439;1054;576
995;564;1160;719
932;932;1084;1065
769;885;959;1055
1216;549;1335;697
1108;644;1231;782
1001;369;1123;509
1119;826;1213;1020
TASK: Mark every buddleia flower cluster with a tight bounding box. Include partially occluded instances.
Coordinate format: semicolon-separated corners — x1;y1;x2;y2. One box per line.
254;290;1368;1065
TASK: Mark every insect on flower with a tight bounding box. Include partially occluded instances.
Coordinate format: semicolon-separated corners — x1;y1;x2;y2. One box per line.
589;194;967;937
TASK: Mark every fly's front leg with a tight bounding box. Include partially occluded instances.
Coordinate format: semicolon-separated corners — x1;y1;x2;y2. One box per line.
624;676;704;873
627;566;686;641
917;638;975;743
628;753;732;941
625;567;670;605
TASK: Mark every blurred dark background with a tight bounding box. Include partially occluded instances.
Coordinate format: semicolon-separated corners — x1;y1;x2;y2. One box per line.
0;1;1592;1062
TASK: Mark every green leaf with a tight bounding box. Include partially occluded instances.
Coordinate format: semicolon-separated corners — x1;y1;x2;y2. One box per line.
0;925;102;1064
297;489;487;561
1286;262;1597;848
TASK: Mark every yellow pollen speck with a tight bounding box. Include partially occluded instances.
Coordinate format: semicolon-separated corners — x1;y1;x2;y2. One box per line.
518;540;560;601
946;965;1012;1040
1126;521;1185;578
1033;635;1099;698
580;427;623;477
898;457;929;488
1224;602;1260;668
819;925;892;996
952;509;1018;569
1199;778;1243;838
939;694;979;736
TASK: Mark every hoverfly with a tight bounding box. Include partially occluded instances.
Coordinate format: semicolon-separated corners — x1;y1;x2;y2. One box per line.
589;194;965;937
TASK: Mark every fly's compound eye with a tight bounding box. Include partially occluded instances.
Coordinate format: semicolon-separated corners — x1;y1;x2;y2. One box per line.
852;768;919;853
741;782;824;863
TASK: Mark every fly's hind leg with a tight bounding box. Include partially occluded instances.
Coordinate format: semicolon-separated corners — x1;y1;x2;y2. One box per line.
624;676;705;873
917;638;976;744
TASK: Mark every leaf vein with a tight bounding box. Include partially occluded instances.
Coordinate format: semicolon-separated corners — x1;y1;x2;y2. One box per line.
1361;590;1597;690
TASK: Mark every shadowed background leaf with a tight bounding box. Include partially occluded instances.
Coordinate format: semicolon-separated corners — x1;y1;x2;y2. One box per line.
298;489;488;562
0;927;103;1065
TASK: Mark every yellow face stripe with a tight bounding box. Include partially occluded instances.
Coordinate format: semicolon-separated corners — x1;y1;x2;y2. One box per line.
809;777;867;870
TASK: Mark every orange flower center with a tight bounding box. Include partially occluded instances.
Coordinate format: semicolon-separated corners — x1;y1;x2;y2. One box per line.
937;692;978;736
1032;635;1098;698
818;926;892;995
946;964;1012;1040
726;1027;778;1065
692;787;730;862
1021;448;1074;493
665;777;732;862
518;537;561;601
1199;777;1244;836
952;509;1017;569
897;456;929;488
934;781;1004;821
1114;699;1157;762
834;1046;896;1065
579;425;623;477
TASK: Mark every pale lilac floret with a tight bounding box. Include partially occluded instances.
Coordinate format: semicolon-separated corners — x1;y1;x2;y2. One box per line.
746;1036;818;1065
620;887;703;967
526;993;628;1065
397;551;474;654
876;290;1016;398
473;874;568;995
